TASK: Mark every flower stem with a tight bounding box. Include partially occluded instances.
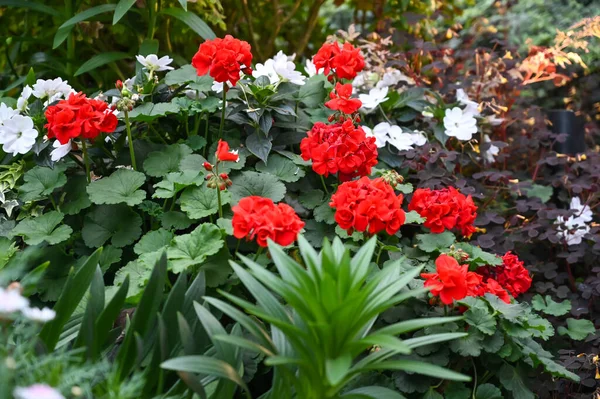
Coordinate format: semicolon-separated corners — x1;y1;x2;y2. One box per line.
216;186;223;218
203;112;210;157
320;174;329;195
253;246;264;262
81;139;91;183
218;89;227;139
124;109;137;170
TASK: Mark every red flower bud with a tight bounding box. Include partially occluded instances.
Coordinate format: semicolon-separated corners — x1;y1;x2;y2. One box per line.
116;80;123;90
219;172;228;179
328;114;335;122
218;182;227;191
203;162;213;171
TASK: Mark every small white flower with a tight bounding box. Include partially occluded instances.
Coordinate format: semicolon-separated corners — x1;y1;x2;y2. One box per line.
570;197;593;222
371;122;421;151
443;107;478;140
359;87;389;110
17;86;33;112
482;134;499;163
456;88;480;116
14;384;65;399
486;114;504;126
32;78;73;100
0;115;38;155
0;103;18;126
556;215;590;246
387;125;416;151
272;51;305;85
22;307;56;323
409;131;428;146
50;140;71;162
304;58;323;77
352;72;366;88
253;59;279;84
135;54;174;72
0;287;29;314
376;69;414;88
372;122;392;148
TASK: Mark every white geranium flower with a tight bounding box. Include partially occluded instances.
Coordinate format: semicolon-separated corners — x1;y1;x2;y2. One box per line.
359;87;389;111
304;59;323;77
456;88;480;116
272;51;305;85
0;103;18;126
22;307;56;322
482;134;499;163
387;125;417;151
570;197;593;222
556;215;590;246
443;107;478;140
371;122;422;151
409;131;427;146
50;139;71;161
32;78;73;100
253;59;279;84
0;287;29;314
14;384;65;399
0;115;38;155
136;54;174;72
372;122;392;148
17;86;33;112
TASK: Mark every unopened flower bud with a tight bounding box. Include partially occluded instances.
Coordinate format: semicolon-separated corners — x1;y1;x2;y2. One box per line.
218;182;227;191
219;172;228;179
203;162;213;171
328;114;335;122
115;80;123;90
355;115;361;123
207;180;216;189
226;179;233;186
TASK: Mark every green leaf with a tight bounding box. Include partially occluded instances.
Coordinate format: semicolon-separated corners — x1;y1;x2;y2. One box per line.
129;102;181;122
19;165;67;202
216;218;233;235
161;356;249;393
299;189;324;210
0;0;61;16
40;248;102;351
53;26;73;49
61;175;91;215
557;318;595;340
523;183;553;203
462;299;496;335
13;211;73;245
422;389;443;399
161;211;193;230
0;238;17;269
114;251;163;299
143;144;193;177
298;76;327;107
180;185;231;219
134;229;174;255
405;211;425;224
255;154;305;183
153;170;204;199
498;364;534;399
314;200;336;225
343;387;406;399
75;52;129;76
159;8;216;39
113;0;137;24
531;295;571;316
87;169;146;206
178;0;187;11
165;64;214;91
246;132;272;164
167;223;224;273
475;384;503;399
444;382;470;399
449;329;484;356
453;242;502;267
94;276;129;358
326;354;352;386
59;4;117;29
98;245;122;272
416;232;456;252
229;171;286;204
82;205;142;248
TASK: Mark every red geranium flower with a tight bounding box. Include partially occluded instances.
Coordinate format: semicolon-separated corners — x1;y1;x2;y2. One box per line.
45;92;117;144
216;139;239;163
192;35;252;86
313;41;364;80
232;196;305;247
480;252;532;298
421;254;469;305
325;83;362;114
408;187;477;237
300;119;377;181
484;278;511;303
330;176;406;236
466;271;485;296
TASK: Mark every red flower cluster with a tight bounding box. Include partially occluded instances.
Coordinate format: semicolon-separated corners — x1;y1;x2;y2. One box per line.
232;196;305;247
330;177;406;235
422;254;513;305
300;119;377;181
192;35;252;86
325;83;362;114
408;187;477;237
45;92;117;144
481;252;532;298
313;42;365;80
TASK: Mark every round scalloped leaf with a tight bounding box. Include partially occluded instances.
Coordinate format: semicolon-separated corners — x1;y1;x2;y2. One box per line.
87;169;146;206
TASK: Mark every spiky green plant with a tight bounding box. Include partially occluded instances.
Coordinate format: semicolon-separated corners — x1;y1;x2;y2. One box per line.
165;236;470;398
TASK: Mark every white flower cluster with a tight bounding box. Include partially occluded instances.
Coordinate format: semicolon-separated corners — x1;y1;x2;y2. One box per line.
555;197;593;245
0;286;56;322
253;51;306;86
14;384;65;399
356;69;413;112
443;89;479;141
363;122;426;152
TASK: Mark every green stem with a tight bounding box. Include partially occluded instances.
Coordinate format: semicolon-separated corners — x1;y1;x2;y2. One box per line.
375;243;384;265
49;195;58;211
218;89;227;139
253;246;264;262
184;111;190;138
147;0;157;39
320;174;329;195
203;112;210;157
81;139;91;183
216;186;223;218
124;110;137;170
235;239;241;255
